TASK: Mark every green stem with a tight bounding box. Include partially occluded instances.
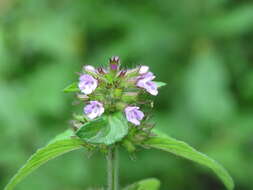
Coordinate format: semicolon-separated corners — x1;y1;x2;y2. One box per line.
107;147;119;190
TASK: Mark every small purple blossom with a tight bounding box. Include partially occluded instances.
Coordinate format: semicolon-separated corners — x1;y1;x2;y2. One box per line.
137;72;158;96
84;101;105;119
78;74;98;95
138;72;156;81
139;66;149;74
137;80;158;96
125;106;144;126
84;65;97;73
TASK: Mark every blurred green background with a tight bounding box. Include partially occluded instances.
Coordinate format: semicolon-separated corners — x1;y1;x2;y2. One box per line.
1;0;253;189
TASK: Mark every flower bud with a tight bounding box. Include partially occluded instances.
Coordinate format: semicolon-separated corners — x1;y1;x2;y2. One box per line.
109;56;120;71
117;70;127;78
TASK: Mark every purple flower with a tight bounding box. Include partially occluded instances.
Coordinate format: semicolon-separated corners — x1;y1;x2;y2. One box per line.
78;74;98;95
84;65;97;73
137;72;158;96
138;72;155;81
125;106;144;126
139;66;149;74
84;101;105;119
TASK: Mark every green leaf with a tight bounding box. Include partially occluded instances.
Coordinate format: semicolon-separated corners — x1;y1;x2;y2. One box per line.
63;82;79;92
123;178;161;190
154;81;167;88
4;135;85;190
76;112;129;145
143;130;234;190
48;129;75;144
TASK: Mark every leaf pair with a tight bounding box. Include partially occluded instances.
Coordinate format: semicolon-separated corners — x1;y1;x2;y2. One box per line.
4;128;234;190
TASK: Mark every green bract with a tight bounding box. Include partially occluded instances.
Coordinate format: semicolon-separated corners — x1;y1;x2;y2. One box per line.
154;81;167;88
76;112;129;145
63;82;79;92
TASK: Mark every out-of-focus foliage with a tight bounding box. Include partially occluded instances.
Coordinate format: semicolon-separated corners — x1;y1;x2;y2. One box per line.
0;0;252;190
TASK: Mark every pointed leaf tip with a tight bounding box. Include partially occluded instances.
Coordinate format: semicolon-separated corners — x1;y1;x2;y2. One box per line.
154;81;167;88
143;130;234;190
63;82;79;92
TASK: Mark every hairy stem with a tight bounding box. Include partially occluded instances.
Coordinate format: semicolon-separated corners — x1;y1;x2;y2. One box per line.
107;147;119;190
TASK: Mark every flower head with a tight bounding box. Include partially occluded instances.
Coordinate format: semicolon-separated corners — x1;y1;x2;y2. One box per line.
125;106;144;126
78;74;98;95
67;56;166;147
84;101;105;119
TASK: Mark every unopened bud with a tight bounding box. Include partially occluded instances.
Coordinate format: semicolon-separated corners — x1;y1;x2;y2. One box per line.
118;70;127;78
109;56;120;71
97;67;106;74
109;56;120;64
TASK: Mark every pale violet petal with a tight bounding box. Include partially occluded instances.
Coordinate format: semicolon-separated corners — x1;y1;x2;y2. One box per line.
84;65;96;73
139;66;149;74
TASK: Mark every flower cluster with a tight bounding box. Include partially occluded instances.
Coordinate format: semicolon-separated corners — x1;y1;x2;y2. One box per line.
76;56;159;126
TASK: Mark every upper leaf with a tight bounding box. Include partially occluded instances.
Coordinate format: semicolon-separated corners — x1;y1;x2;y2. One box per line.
76;112;129;145
143;130;234;190
48;129;75;144
123;178;161;190
63;82;79;92
4;133;85;190
154;81;167;88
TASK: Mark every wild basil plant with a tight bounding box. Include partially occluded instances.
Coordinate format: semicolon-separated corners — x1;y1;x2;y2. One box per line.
5;57;234;190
